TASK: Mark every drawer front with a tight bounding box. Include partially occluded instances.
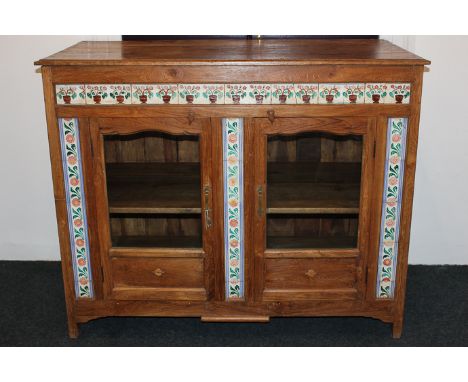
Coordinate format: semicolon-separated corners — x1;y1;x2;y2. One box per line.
263;258;358;301
111;257;206;300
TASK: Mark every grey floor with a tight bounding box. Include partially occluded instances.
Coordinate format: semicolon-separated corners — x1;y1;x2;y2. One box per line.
0;261;466;346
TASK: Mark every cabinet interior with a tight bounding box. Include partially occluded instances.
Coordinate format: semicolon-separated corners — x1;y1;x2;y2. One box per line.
266;132;362;249
103;128;363;250
104;131;202;248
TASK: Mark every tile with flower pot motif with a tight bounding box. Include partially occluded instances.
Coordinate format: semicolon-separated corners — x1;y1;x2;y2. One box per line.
224;84;250;105
178;84;204;104
245;84;272;104
318;83;344;104
386;83;411;104
56;84;86;105
293;83;319;104
131;84;179;104
85;84;131;105
271;84;296;104
342;83;365;104
200;84;225;104
365;83;389;104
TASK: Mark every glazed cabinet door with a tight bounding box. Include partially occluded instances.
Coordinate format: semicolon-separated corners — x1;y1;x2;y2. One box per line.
252;117;376;301
89;117;216;301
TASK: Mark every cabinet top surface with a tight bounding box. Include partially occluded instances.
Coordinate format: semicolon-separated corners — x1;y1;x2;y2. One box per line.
35;39;430;66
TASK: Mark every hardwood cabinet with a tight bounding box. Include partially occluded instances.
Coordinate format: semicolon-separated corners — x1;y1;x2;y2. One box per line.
35;39;429;338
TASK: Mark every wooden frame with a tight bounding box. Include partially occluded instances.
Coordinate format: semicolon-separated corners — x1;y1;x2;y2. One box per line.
87;117;216;302
38;40;428;339
251;117;376;302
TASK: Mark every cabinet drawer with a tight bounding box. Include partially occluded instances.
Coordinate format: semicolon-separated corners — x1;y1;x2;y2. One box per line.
111;257;206;301
263;258;357;301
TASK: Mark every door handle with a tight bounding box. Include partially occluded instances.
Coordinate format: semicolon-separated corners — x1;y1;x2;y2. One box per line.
257;185;264;217
204;185;212;229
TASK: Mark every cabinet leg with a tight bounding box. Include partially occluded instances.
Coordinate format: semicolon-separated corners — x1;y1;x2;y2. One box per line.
68;320;79;339
392;320;403;339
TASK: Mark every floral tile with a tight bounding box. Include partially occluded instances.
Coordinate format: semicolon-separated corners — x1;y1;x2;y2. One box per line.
131;84;157;104
365;83;388;104
294;84;319;104
377;239;399;298
58;118;93;298
225;84;250;104
246;84;272;104
342;83;365;104
381;201;401;242
56;85;86;105
132;84;179;104
271;84;296;104
85;84;131;105
318;84;344;104
386;83;411;104
201;84;225;104
154;84;179;104
178;84;204;104
384;118;407;202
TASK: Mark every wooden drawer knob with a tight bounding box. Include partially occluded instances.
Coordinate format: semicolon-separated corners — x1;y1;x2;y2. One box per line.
152;268;165;277
305;269;317;278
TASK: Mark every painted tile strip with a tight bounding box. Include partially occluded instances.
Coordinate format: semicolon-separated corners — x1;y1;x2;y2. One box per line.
56;83;411;105
376;117;408;299
223;118;244;299
58;118;94;298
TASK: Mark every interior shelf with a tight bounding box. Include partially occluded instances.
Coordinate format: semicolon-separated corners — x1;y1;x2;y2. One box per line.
267;235;357;249
267;162;361;214
111;235;202;248
106;162;361;215
106;163;201;214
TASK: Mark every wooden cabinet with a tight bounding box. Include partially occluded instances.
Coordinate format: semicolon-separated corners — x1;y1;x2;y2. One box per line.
35;39;429;338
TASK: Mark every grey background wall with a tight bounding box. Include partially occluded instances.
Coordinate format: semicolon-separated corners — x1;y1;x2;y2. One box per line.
0;35;466;264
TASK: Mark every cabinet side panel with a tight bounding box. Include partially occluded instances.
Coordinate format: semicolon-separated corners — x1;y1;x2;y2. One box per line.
58;118;94;298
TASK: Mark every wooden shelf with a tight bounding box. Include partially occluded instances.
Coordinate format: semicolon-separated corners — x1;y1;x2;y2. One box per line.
267;162;361;214
267;236;357;249
111;235;202;248
106;162;361;215
106;163;201;214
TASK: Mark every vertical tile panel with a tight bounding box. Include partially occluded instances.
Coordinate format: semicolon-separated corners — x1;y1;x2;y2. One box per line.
58;118;94;298
376;118;408;298
223;118;244;299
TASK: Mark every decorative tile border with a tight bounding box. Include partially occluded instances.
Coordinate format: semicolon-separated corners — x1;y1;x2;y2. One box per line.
376;117;408;299
58;118;93;298
56;83;411;105
223;118;244;300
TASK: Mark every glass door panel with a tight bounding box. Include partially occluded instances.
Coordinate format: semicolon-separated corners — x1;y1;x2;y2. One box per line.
266;132;362;249
104;131;202;248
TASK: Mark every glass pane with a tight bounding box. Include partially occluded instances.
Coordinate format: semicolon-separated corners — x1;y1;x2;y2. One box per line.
266;132;362;249
104;131;202;248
